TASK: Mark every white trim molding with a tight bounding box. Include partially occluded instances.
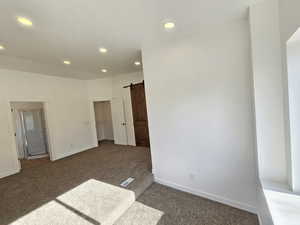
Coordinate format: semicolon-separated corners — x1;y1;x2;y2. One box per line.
154;176;258;214
0;167;20;179
52;145;97;161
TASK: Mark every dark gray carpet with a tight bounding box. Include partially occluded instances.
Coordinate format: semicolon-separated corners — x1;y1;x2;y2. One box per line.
116;183;259;225
0;142;258;225
0;143;152;225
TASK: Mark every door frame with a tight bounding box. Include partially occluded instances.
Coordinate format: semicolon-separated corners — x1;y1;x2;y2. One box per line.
8;100;54;169
89;98;113;147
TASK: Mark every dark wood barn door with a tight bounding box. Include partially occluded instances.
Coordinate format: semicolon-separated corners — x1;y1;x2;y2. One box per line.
130;82;150;147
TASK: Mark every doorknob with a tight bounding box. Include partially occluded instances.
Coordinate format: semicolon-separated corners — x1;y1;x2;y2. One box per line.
121;122;126;126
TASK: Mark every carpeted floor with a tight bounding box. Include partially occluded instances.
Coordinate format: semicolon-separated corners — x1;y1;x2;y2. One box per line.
116;183;259;225
0;142;258;225
20;157;50;170
0;143;152;225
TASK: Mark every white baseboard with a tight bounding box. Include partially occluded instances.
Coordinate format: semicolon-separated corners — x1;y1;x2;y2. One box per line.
53;145;97;161
0;167;20;179
258;213;263;225
1;146;97;178
98;139;114;141
27;154;49;160
154;176;257;214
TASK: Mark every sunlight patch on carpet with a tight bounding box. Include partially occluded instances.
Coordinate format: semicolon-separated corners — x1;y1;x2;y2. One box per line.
115;202;165;225
10;179;136;225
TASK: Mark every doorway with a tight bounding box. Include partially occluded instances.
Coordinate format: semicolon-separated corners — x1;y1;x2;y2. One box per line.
10;102;50;167
130;82;150;147
93;101;114;145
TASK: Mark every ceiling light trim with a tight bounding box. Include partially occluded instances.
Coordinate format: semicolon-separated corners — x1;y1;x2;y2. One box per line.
99;47;108;53
163;19;176;31
17;16;33;27
63;60;71;65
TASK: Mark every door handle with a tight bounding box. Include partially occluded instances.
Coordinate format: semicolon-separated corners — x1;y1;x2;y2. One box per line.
121;122;126;126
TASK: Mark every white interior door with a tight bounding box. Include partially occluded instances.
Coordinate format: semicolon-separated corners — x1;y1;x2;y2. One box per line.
111;98;128;145
123;87;136;146
22;110;48;156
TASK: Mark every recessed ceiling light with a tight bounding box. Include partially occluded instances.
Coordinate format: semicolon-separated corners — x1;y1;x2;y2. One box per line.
99;48;108;53
134;61;141;66
0;45;5;50
164;22;175;30
17;16;33;27
63;60;71;65
101;69;107;73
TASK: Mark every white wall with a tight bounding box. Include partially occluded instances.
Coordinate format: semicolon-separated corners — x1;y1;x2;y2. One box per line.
257;183;274;225
248;0;300;223
286;39;300;193
279;0;300;193
142;21;258;212
279;0;300;43
94;101;114;141
249;0;288;185
249;0;300;193
0;69;94;178
87;72;144;146
87;77;113;101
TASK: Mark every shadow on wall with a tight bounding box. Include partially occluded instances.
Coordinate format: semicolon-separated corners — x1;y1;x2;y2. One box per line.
286;27;300;193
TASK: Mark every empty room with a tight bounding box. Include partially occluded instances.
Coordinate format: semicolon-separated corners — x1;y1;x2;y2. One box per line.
0;0;299;225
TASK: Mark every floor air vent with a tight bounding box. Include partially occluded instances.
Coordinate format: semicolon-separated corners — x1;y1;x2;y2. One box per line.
120;177;135;187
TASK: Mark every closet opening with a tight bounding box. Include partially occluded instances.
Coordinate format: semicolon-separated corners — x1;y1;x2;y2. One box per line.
93;101;114;146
